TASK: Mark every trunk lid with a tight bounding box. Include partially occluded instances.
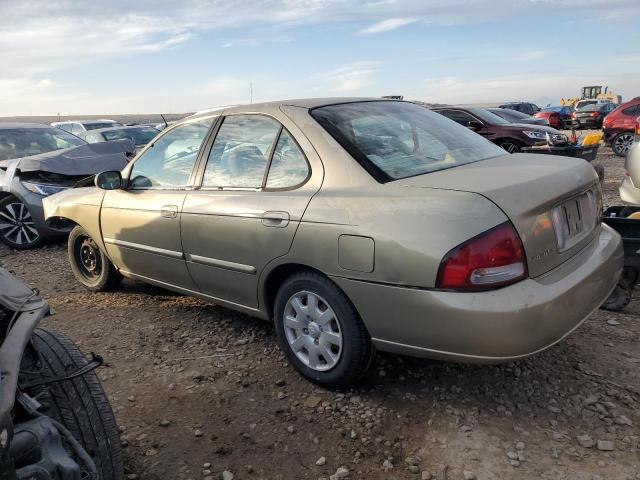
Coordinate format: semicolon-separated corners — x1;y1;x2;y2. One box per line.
395;153;601;277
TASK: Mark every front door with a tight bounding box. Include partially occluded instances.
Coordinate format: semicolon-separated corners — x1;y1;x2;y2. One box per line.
101;116;215;289
181;113;321;308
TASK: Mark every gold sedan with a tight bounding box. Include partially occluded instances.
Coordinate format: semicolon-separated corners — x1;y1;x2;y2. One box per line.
44;99;623;387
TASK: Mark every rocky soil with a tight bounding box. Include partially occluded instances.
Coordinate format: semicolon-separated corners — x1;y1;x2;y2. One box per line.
1;144;638;480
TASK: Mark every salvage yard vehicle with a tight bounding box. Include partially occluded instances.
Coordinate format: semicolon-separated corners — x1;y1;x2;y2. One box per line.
534;106;574;129
0;267;123;479
603;97;640;156
51;119;122;136
44;98;623;387
486;108;547;126
432;106;566;153
0;123;132;249
571;102;616;130
498;102;540;115
80;125;160;154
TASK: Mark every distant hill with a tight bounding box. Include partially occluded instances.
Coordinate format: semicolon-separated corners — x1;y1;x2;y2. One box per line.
0;113;191;126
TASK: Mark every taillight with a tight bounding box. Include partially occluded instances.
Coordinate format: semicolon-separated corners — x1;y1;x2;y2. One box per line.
635;117;640;134
572;113;577;118
591;112;600;117
436;222;528;291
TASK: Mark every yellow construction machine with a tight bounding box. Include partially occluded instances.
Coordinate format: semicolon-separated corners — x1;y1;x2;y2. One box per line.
561;86;622;108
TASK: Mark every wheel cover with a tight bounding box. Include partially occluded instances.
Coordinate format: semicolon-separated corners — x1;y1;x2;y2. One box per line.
283;291;343;371
75;236;102;280
501;142;519;153
614;133;634;154
0;202;39;245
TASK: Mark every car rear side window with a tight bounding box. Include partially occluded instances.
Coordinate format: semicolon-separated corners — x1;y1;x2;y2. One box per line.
623;105;640;116
203;115;281;188
265;130;309;189
128;118;213;189
436;109;475;127
311;101;505;182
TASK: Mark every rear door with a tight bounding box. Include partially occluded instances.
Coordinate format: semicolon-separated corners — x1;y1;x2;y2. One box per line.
181;112;322;308
100;116;215;289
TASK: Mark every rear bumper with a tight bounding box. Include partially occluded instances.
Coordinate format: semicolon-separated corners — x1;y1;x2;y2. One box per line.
333;224;622;363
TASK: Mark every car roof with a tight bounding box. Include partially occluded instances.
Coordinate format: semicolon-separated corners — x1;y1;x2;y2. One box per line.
0;122;54;130
53;119;119;125
187;97;385;120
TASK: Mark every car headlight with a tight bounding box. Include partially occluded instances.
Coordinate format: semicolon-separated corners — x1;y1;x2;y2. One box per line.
523;130;547;140
21;181;69;197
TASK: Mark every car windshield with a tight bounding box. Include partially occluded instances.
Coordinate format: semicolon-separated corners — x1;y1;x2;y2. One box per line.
310;101;506;181
102;127;159;144
0;127;85;160
84;122;121;130
576;101;597;109
542;106;563;113
577;104;602;112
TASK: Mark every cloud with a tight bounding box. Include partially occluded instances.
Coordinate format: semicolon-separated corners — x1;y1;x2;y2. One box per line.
358;18;418;34
319;62;377;93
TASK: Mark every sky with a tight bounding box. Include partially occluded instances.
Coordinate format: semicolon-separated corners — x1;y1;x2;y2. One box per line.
1;0;639;115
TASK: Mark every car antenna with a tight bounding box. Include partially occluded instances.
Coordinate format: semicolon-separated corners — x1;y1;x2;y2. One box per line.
160;114;168;129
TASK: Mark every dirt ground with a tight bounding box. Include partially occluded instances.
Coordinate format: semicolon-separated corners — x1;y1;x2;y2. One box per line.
1;144;639;480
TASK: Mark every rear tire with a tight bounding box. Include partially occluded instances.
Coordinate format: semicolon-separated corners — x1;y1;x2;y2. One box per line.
274;271;374;388
68;226;122;291
21;329;124;480
612;132;635;157
601;283;632;311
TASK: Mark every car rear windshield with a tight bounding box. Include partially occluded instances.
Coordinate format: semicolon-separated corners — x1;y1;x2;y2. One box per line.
0;127;85;160
310;101;506;181
84;122;121;130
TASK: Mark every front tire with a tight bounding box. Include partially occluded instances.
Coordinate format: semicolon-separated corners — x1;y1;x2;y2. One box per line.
0;196;43;249
498;140;522;153
612;132;635;157
20;329;124;480
68;226;122;291
274;272;374;388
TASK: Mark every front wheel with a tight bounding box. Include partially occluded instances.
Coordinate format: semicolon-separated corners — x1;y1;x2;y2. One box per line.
612;132;635;157
274;272;374;388
0;196;43;249
68;226;122;291
498;140;521;153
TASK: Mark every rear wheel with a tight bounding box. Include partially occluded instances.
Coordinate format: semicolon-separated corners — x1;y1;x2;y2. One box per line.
612;132;635;157
498;140;522;153
601;283;632;311
0;196;42;249
20;328;124;480
68;226;122;291
274;272;374;388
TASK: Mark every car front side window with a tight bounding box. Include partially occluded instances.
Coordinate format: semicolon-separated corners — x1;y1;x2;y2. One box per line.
128;118;213;189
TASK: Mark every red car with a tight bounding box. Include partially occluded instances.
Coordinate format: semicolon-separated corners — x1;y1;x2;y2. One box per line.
603;97;640;156
534;106;573;129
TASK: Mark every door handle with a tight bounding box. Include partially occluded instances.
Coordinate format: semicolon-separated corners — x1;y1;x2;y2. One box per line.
161;205;178;218
262;211;290;228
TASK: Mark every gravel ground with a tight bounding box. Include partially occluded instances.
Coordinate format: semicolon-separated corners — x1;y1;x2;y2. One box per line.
1;144;639;480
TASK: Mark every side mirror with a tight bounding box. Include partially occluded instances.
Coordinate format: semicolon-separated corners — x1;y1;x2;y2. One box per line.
95;171;122;190
468;120;483;131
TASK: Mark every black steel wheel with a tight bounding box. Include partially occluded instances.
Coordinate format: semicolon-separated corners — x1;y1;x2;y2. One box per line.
68;226;122;291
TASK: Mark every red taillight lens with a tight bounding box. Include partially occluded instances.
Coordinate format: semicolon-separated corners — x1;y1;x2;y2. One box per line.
572;113;577;118
436;222;528;291
591;112;600;117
